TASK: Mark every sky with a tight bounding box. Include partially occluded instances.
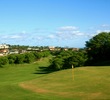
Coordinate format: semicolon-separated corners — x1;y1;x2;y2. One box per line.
0;0;110;48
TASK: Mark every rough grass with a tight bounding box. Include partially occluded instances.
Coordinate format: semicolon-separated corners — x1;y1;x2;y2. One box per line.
0;57;110;100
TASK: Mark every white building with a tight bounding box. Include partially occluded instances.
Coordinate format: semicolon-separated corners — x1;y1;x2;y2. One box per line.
0;44;9;56
0;44;9;49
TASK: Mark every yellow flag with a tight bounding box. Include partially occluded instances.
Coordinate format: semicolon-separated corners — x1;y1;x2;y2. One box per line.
72;65;74;80
72;65;74;69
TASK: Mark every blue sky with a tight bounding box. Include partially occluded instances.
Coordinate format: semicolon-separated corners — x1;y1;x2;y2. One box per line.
0;0;110;47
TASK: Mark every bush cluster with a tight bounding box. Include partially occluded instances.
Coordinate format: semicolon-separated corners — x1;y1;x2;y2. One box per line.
0;51;50;67
49;50;87;70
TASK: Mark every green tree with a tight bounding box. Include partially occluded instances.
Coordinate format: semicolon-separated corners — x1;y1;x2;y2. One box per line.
24;52;35;63
33;52;43;60
42;51;51;57
0;57;9;67
64;52;87;68
8;54;17;64
49;50;87;70
15;54;25;64
86;32;110;65
49;57;64;70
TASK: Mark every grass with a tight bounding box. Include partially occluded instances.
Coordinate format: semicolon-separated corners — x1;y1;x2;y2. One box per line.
0;58;51;100
0;57;110;100
20;67;110;100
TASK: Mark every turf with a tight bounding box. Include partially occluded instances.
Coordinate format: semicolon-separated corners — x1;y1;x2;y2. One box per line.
0;58;51;100
20;67;110;100
0;58;110;100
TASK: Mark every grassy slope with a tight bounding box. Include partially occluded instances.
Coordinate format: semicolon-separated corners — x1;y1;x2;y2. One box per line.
0;58;51;100
0;57;110;100
20;67;110;100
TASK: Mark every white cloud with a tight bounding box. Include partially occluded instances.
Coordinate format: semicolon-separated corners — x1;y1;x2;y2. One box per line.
10;35;22;39
102;30;110;32
75;32;84;36
0;26;87;46
58;26;78;31
96;30;102;34
1;35;9;39
21;30;26;34
55;26;86;40
86;24;110;38
101;24;109;27
1;24;110;47
36;36;43;40
96;29;110;34
47;34;56;39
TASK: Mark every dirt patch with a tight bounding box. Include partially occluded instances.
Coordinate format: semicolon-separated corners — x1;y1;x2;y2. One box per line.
86;92;103;100
19;82;75;98
19;83;50;94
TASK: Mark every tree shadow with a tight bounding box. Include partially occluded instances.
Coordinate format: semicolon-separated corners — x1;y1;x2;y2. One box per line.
33;66;55;74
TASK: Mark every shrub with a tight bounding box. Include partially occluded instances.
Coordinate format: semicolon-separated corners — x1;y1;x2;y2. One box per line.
15;54;25;64
49;57;64;70
8;54;17;64
49;50;87;70
24;52;35;63
0;56;9;67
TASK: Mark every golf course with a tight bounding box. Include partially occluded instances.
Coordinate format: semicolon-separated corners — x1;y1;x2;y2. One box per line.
0;57;110;100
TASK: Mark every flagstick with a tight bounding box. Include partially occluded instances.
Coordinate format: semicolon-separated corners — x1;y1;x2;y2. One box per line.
72;65;74;80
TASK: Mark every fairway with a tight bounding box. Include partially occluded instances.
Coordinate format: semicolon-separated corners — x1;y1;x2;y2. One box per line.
0;58;110;100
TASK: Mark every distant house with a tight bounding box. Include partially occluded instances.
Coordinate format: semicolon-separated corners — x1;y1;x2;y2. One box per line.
0;44;9;49
72;48;79;51
19;49;27;54
55;48;61;51
9;49;19;54
49;46;55;51
27;47;40;52
0;44;9;56
63;48;68;51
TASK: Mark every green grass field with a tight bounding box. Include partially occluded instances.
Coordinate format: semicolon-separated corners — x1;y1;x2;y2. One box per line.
0;57;110;100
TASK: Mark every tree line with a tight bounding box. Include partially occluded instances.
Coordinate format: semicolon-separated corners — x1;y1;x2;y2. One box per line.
49;50;87;70
0;51;50;67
